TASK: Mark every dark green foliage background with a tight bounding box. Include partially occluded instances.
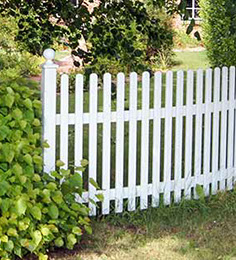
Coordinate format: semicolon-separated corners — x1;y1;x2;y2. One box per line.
200;0;236;67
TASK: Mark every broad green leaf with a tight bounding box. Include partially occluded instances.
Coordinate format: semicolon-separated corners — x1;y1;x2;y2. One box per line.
30;206;42;220
80;159;89;167
55;237;64;247
19;120;27;129
0;181;10;196
38;253;48;260
52;191;63;204
95;193;104;202
0;125;10;141
12;163;23;175
67;233;77;249
33;155;43;166
12;108;23;120
196;184;205;201
4;240;14;252
48;204;59;219
15;198;27;216
56;160;65;167
7;228;18;237
23;154;33;165
32;230;42;247
5;94;15;108
41;227;50;236
72;227;82;236
23;98;32;109
89;178;100;189
32;118;40;126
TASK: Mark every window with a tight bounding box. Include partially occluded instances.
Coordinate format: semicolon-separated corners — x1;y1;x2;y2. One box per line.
186;0;201;20
70;0;78;6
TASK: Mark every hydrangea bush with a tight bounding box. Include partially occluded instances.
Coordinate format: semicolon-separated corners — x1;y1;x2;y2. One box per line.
0;74;98;260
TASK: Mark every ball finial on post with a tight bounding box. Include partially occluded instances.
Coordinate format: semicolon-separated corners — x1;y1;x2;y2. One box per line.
43;49;55;65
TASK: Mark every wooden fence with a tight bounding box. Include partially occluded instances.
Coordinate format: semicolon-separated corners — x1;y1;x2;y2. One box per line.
42;49;236;216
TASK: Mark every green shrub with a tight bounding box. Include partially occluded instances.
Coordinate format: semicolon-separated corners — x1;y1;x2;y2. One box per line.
0;74;100;260
0;16;43;77
199;0;236;67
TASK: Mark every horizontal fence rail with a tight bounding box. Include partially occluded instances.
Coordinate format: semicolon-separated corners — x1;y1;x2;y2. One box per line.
42;53;236;216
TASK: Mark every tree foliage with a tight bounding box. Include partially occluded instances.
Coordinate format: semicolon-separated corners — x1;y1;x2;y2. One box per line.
0;0;182;71
200;0;236;67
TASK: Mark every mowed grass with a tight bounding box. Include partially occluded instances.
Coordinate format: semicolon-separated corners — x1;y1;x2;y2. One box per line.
49;189;236;260
172;50;209;71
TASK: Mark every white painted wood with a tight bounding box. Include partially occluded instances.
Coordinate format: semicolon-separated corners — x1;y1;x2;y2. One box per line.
174;70;184;203
203;69;212;196
220;67;228;190
163;71;173;205
102;73;112;215
74;74;84;172
152;72;162;207
41;53;58;173
89;73;98;216
227;66;235;190
41;54;236;216
128;72;138;211
194;69;203;198
140;72;150;210
212;68;220;194
115;73;125;213
184;70;194;199
60;74;69;169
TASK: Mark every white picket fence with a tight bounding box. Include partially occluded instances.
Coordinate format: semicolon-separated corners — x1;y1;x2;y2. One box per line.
42;49;236;216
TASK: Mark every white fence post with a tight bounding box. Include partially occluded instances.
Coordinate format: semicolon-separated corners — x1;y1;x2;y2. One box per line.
41;49;58;173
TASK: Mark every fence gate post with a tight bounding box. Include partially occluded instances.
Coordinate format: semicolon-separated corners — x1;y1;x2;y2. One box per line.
41;49;59;174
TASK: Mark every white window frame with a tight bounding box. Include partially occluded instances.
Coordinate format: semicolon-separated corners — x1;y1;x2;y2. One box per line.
185;0;201;20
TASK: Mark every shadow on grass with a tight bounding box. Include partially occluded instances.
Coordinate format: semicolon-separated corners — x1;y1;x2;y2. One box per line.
45;190;236;260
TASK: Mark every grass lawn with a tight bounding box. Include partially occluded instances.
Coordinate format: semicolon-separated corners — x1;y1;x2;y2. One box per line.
49;190;236;260
172;50;209;71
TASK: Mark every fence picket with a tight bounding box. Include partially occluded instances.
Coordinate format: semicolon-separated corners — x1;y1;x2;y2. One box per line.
174;70;184;203
203;69;212;196
227;66;235;190
163;71;173;205
41;51;236;216
74;74;84;171
128;72;138;211
115;73;125;213
184;70;194;199
60;74;69;169
194;69;203;198
89;74;98;216
212;68;220;194
102;73;112;214
42;55;58;173
220;67;228;190
140;72;150;210
152;72;162;207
